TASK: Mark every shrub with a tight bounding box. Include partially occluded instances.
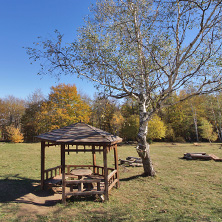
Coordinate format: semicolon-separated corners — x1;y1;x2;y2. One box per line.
174;136;186;143
5;126;24;143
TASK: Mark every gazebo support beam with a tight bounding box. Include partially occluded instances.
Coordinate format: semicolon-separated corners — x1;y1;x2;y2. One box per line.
92;145;96;174
114;144;120;188
41;141;45;190
103;146;109;201
61;144;66;204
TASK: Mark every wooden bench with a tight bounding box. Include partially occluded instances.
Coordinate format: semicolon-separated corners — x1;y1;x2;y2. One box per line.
45;175;62;185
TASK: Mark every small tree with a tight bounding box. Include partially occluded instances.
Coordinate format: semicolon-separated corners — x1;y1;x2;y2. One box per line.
147;115;166;141
5;125;24;143
199;118;218;143
110;111;124;136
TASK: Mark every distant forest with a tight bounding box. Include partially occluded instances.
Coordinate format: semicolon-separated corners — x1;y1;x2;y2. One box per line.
0;83;221;143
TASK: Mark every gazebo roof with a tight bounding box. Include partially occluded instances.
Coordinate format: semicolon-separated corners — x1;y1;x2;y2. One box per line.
37;122;122;145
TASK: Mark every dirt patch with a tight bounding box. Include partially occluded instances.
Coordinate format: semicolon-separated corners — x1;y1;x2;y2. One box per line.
14;188;62;217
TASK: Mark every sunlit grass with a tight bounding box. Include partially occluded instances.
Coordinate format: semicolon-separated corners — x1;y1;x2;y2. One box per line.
0;142;222;221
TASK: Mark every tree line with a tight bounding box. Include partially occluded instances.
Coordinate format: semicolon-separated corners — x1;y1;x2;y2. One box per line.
0;83;221;143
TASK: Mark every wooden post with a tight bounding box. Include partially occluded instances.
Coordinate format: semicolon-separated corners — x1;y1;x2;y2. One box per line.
92;145;96;174
114;144;120;188
41;141;45;190
61;144;66;204
61;145;63;166
103;146;109;201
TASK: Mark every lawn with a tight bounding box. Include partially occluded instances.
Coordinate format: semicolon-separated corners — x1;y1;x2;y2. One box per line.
0;142;222;221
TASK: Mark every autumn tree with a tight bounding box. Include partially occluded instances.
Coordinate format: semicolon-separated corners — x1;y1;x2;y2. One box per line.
161;94;187;140
0;96;25;128
121;114;139;141
121;98;139;119
36;84;91;133
5;125;24;143
203;94;222;141
27;0;222;176
162;92;209;142
0;99;5;139
147;115;166;141
110;111;124;136
0;96;25;140
199;118;218;143
21;89;45;142
90;96;117;132
181;90;206;141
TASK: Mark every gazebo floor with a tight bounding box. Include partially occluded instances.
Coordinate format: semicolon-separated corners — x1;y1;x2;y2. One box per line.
45;174;105;185
45;173;106;197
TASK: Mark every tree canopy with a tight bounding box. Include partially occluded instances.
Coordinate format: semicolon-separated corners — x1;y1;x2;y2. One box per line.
36;84;91;132
27;0;222;102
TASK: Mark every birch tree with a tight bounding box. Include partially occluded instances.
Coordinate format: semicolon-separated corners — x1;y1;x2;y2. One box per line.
27;0;222;176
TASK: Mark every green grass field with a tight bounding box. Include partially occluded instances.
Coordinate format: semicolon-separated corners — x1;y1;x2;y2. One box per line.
0;142;222;221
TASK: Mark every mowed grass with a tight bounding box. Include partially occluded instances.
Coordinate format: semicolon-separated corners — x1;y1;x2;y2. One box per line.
0;142;222;221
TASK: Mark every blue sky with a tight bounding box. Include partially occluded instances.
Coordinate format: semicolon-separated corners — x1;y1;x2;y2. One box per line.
0;0;96;100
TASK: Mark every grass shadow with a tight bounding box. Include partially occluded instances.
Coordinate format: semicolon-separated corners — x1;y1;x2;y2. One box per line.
0;174;58;206
0;174;38;203
120;173;147;182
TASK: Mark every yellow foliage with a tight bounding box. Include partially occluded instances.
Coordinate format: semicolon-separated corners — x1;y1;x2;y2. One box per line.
36;84;91;133
110;112;124;135
199;118;218;142
5;126;24;143
147;114;166;140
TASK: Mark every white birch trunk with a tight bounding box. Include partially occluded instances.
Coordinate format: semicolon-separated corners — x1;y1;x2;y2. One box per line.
191;104;199;142
137;102;155;176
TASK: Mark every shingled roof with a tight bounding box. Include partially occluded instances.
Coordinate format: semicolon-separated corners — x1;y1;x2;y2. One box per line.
36;122;122;145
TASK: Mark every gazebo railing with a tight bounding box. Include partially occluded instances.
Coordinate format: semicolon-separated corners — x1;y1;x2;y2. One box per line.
43;164;118;194
44;165;62;180
43;165;116;177
108;169;118;191
92;165;115;176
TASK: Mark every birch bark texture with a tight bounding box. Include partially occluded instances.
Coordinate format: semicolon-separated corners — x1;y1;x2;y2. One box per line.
27;0;222;176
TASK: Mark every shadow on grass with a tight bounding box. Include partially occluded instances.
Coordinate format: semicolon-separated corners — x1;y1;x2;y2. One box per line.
120;173;147;182
0;174;58;206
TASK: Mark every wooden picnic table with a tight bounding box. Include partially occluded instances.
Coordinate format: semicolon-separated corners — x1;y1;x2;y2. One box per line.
70;168;93;191
70;168;92;178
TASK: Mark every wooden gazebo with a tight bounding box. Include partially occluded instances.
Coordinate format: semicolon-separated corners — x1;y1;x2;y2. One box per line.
37;122;122;204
